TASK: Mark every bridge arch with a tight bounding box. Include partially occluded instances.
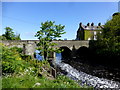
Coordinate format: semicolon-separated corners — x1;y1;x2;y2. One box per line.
76;46;90;60
60;46;72;60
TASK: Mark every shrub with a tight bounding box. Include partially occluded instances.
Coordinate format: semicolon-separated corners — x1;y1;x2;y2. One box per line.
1;44;27;74
10;46;23;54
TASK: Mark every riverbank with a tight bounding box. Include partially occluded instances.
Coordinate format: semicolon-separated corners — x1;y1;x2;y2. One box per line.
1;44;84;88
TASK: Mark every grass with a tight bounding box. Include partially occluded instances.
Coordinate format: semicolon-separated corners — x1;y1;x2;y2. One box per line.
2;73;83;88
0;77;2;90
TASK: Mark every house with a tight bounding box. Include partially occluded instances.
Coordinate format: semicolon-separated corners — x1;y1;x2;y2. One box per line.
76;22;103;40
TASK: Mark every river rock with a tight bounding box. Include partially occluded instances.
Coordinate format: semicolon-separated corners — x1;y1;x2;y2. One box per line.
55;62;120;88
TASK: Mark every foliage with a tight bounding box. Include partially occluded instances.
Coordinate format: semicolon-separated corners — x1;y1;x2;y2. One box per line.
85;30;102;40
89;13;120;67
1;43;49;75
0;35;7;40
10;46;23;54
102;13;120;38
1;27;21;40
96;12;120;53
35;21;66;60
1;44;28;74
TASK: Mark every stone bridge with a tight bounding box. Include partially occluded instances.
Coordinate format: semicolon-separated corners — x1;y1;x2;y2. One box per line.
1;40;89;58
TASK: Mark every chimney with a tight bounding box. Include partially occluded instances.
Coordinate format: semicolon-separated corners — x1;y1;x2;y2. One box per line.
98;23;101;26
79;22;82;27
87;23;90;26
91;22;94;26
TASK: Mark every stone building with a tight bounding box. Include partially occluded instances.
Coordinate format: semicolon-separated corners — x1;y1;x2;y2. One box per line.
76;22;103;40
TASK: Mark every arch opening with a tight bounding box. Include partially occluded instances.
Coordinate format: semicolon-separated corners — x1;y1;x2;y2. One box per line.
60;46;72;61
34;46;72;62
76;46;90;61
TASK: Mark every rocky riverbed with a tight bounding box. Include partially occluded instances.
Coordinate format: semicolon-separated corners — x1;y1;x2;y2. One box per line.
63;59;120;82
55;61;120;88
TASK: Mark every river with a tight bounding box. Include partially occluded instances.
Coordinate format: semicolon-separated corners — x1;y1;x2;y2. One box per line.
35;51;120;88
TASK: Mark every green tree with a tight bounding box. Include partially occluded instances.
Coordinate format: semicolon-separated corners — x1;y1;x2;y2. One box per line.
35;21;66;60
2;27;21;40
0;35;7;40
95;12;120;58
15;34;21;40
102;12;120;39
102;12;120;51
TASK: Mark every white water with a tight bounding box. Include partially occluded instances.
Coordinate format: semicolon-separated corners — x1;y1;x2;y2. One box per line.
55;61;120;88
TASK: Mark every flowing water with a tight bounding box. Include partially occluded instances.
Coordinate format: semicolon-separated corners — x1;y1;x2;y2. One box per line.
35;51;120;88
55;61;120;88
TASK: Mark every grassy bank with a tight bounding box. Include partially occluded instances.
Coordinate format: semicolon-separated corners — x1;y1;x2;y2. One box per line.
1;43;90;88
2;73;81;88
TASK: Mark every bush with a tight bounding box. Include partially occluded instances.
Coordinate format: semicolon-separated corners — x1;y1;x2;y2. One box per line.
10;46;23;54
1;44;28;74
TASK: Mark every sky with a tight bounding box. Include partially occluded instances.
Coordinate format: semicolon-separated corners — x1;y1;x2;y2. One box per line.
1;1;119;40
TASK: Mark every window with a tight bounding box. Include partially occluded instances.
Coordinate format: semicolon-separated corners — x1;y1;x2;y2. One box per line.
88;38;91;40
94;31;96;35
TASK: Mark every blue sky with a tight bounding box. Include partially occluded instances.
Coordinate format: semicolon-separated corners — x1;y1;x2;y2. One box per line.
1;2;119;40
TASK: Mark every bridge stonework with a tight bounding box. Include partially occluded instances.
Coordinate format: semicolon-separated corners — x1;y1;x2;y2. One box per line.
0;40;89;58
52;40;89;50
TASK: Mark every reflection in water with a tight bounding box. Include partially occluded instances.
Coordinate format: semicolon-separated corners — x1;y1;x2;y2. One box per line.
56;53;62;62
35;50;43;60
35;50;62;62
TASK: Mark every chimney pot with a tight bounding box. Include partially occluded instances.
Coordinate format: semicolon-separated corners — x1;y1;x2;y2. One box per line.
79;22;82;27
98;23;101;26
87;23;90;26
91;22;94;26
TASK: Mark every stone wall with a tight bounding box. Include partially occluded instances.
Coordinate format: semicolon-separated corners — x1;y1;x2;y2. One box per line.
0;40;89;57
0;40;38;56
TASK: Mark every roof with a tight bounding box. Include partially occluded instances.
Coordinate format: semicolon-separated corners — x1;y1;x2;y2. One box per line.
79;23;103;30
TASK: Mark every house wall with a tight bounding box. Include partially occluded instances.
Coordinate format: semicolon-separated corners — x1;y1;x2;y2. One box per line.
84;30;102;40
